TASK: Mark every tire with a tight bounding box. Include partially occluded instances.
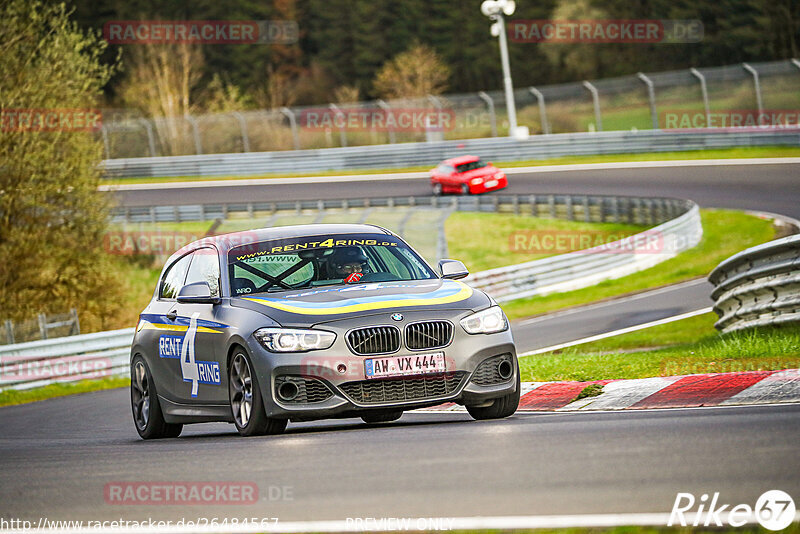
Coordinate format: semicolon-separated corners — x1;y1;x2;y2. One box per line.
461;184;470;195
361;410;403;424
432;183;443;196
131;356;183;439
229;348;287;437
466;361;520;420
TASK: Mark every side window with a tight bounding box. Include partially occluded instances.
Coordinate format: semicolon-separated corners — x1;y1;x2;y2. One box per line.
185;249;221;297
160;254;193;300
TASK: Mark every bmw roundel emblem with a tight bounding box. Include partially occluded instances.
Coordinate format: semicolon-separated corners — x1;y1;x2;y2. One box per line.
391;313;403;321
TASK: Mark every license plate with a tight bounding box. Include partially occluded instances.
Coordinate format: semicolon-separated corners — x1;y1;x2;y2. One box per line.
365;352;446;379
484;179;498;188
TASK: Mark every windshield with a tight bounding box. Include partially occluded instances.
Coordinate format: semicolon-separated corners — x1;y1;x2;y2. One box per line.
227;233;436;296
455;160;487;173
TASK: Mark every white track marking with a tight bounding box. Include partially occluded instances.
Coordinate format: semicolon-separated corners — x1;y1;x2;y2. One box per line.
518;307;713;357
99;157;800;191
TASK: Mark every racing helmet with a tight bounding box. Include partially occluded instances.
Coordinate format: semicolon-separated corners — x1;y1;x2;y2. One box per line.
329;246;369;277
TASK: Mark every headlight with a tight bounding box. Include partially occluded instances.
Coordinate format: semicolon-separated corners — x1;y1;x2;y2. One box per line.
254;328;336;352
460;306;508;334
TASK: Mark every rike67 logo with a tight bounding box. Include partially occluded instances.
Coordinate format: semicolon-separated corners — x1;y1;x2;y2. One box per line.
669;490;796;530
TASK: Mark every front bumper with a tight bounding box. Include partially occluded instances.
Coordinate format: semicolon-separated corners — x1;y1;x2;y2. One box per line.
246;311;517;420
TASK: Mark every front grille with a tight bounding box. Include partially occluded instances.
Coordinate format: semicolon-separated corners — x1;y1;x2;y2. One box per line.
405;321;453;350
274;376;333;404
347;326;401;355
339;372;467;404
471;354;514;386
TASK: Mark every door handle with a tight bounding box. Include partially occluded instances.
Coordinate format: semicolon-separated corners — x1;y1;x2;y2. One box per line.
166;309;178;321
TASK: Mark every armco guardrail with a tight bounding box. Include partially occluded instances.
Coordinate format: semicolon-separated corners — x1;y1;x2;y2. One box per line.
466;201;701;302
709;234;800;333
0;328;134;391
101;128;800;178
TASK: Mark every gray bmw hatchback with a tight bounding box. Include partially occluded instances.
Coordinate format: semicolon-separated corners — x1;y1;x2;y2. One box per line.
130;224;519;439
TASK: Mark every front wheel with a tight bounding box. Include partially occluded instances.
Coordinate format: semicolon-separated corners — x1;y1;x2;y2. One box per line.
461;184;470;195
466;363;520;420
432;183;443;196
131;356;183;439
229;349;287;437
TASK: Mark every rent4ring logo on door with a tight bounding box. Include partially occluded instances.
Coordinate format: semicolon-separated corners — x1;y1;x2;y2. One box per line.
158;314;220;396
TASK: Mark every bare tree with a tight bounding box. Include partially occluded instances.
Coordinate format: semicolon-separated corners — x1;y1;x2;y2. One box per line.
373;44;450;100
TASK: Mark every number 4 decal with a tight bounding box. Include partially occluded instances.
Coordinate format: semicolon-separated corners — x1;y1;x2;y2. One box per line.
180;313;201;397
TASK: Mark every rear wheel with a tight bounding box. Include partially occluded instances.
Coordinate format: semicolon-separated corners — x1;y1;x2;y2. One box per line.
131;356;183;439
461;184;470;195
466;362;520;420
229;349;287;437
361;410;403;424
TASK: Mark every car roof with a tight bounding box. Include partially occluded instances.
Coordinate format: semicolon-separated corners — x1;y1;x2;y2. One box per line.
170;223;395;261
442;155;481;165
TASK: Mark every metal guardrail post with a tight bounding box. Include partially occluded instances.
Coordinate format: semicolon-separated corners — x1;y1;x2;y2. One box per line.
528;87;550;135
232;112;251;153
477;92;498;137
279;107;301;150
139;119;157;157
582;81;603;132
184;114;203;155
376;100;396;144
637;72;658;129
690;68;711;127
793;59;800;71
742;63;764;124
329;104;347;147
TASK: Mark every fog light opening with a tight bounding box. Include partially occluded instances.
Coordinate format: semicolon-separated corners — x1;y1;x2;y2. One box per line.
497;360;513;380
278;381;299;401
337;363;347;374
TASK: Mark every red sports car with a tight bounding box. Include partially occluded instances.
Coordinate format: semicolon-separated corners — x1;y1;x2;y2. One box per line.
429;155;507;195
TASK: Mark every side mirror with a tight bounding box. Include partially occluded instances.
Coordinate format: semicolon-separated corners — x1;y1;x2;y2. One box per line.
438;259;469;280
487;161;493;166
177;281;220;305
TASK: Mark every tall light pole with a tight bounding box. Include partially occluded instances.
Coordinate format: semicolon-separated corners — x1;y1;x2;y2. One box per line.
481;0;518;136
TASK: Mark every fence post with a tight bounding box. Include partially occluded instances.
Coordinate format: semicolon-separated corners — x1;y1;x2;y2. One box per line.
38;313;48;340
376;100;396;144
329;104;347;147
582;81;603;132
100;124;111;159
4;320;14;345
139;119;157;157
232;112;251;152
477;91;498;137
184;114;203;154
742;63;764;124
280;107;301;150
690;68;711;127
70;309;80;336
637;72;658;129
528;87;550;135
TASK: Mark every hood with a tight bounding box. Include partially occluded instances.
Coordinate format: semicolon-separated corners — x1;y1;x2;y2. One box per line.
231;279;489;326
460;166;498;179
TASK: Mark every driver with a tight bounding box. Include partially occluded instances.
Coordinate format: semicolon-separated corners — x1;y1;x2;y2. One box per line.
329;247;369;281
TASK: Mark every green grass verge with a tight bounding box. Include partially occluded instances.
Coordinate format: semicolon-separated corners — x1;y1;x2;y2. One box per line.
446;212;646;272
100;146;800;185
0;376;128;408
501;209;775;320
519;314;800;382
